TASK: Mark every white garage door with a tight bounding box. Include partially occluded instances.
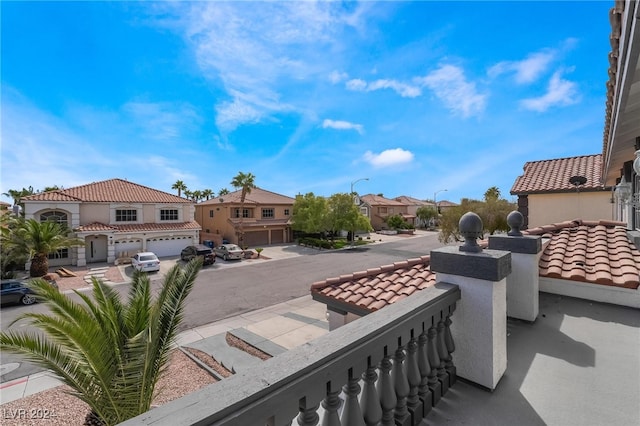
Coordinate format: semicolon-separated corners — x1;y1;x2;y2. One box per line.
147;236;192;258
114;239;143;258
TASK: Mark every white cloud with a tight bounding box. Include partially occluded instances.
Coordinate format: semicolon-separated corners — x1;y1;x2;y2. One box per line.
164;2;367;134
416;65;487;117
363;148;414;167
322;119;363;134
488;50;555;84
122;101;200;141
345;78;421;98
329;70;349;84
520;70;579;112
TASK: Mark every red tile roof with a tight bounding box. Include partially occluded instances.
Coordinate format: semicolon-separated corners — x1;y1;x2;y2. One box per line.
75;221;201;233
361;194;407;207
312;219;639;314
21;179;191;203
510;154;608;195
311;256;436;313
199;187;294;206
394;196;434;206
525;219;640;289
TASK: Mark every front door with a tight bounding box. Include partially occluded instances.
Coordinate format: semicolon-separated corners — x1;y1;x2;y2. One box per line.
86;236;108;263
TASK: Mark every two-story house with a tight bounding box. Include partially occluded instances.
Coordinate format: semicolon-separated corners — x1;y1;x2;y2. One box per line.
394;195;435;228
360;194;412;231
195;187;295;247
20;179;199;267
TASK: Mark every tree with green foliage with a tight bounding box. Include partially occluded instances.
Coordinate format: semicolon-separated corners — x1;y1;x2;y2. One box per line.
0;260;202;425
218;188;230;196
416;205;438;228
1;218;84;277
230;172;256;247
292;192;329;234
326;193;372;244
202;189;214;200
438;188;516;243
385;214;414;230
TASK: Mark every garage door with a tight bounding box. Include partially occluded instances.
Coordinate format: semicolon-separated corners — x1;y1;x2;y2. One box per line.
114;239;142;258
244;230;269;247
270;229;284;244
147;236;192;257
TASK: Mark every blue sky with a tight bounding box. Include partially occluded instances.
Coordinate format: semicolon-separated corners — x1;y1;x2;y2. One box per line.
1;1;612;205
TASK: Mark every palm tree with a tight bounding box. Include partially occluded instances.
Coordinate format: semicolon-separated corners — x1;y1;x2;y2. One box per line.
183;189;193;201
2;186;35;206
230;172;256;247
1;218;84;277
218;188;230;197
202;189;213;200
171;180;187;198
0;260;202;425
191;190;203;203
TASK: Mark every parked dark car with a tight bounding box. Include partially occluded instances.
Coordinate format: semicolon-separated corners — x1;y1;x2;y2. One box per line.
1;278;58;306
181;245;216;265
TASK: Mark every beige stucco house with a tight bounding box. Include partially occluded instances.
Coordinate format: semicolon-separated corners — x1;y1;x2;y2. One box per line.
394;195;434;228
360;194;412;230
20;179;200;267
510;154;613;229
195;187;295;247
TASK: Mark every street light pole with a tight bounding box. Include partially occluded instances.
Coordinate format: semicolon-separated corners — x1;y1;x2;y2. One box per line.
434;189;447;214
350;178;369;246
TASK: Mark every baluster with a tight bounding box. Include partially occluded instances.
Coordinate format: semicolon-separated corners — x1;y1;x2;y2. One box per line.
427;322;443;405
340;369;365;426
297;396;319;426
376;350;396;426
444;310;457;387
392;338;410;426
417;329;433;417
436;315;450;395
360;357;382;426
321;382;341;426
406;334;423;424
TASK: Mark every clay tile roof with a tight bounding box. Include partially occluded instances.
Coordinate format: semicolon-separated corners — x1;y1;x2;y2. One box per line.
74;221;201;233
510;154;609;195
311;255;435;313
528;220;640;289
199;187;294;205
21;179;191;204
360;194;408;207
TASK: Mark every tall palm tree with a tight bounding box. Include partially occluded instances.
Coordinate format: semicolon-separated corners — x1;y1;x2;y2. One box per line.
171;180;187;198
183;189;193;201
202;189;213;200
218;188;230;196
191;190;203;203
230;172;256;247
0;260;202;426
1;218;84;277
2;186;35;206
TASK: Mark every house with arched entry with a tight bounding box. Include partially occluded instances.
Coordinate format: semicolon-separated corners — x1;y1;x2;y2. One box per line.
20;178;200;267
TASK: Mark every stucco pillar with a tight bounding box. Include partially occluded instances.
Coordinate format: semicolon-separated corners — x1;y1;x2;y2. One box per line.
488;211;542;322
429;212;511;390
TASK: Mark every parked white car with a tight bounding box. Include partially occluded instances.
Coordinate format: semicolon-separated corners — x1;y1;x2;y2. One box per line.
214;244;244;261
131;252;160;272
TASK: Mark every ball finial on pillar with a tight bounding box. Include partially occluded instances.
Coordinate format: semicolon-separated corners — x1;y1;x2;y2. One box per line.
459;212;483;253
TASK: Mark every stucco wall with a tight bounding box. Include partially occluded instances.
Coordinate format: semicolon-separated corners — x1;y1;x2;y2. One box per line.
527;191;613;228
80;203;110;224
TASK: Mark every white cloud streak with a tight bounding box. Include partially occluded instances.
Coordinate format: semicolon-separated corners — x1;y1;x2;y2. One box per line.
171;2;366;134
520;70;579;112
346;78;422;98
322;119;364;134
363;148;414;167
488;50;555;84
415;65;487;117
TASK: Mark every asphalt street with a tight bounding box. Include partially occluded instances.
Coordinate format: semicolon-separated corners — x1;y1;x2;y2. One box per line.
0;233;447;383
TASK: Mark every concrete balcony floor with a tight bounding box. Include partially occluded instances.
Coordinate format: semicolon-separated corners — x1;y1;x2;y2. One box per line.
424;292;640;426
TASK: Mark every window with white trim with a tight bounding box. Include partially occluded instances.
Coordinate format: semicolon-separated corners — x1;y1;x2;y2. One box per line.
115;209;137;222
160;209;179;221
40;211;68;225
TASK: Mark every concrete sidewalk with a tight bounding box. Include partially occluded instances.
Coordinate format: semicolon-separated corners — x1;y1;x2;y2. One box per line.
0;295;329;405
